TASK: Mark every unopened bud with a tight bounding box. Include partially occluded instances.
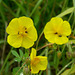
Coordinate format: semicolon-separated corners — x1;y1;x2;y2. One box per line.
57;51;62;59
66;52;72;59
72;52;75;58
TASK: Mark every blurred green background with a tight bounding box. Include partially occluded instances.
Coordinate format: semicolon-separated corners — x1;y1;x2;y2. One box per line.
0;0;75;75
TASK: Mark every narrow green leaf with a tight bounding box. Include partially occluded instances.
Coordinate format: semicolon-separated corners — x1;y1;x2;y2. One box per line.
13;0;27;16
2;1;16;17
11;50;20;58
0;3;6;24
73;0;75;7
34;12;40;26
56;7;74;17
30;0;43;17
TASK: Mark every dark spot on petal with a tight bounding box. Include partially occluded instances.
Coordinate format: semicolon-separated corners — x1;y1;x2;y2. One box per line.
25;28;27;30
25;31;28;33
29;54;30;56
54;32;58;34
18;32;19;34
30;69;31;71
59;35;62;37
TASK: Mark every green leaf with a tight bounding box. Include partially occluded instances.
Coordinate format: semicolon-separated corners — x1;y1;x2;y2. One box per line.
61;69;70;75
69;64;75;74
24;53;28;58
13;67;22;75
73;0;75;7
14;58;21;62
11;50;20;58
23;53;29;61
61;65;75;75
56;7;74;17
19;49;23;58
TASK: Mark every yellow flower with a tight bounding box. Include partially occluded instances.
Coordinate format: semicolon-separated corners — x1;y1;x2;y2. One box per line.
44;17;71;44
6;16;37;48
30;48;48;74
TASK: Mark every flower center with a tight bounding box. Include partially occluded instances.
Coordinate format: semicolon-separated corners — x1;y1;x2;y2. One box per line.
31;57;40;66
58;35;62;37
18;26;28;36
54;32;62;37
54;32;58;34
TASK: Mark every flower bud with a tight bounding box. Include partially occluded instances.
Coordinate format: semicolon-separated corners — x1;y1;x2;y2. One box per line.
66;52;72;59
57;51;62;59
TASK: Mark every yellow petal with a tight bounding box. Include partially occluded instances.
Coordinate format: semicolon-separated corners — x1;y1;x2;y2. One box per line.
50;17;63;32
7;35;22;48
61;21;71;36
44;17;64;42
31;64;39;74
30;48;36;60
44;33;56;43
36;56;48;70
31;56;47;74
6;18;19;35
55;35;68;44
44;21;56;34
21;36;34;49
27;26;37;41
18;16;34;28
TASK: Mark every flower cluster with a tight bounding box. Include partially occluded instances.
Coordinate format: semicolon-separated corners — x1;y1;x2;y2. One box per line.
6;16;71;74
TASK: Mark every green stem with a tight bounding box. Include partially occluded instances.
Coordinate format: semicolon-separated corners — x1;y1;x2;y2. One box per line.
0;47;13;74
68;11;74;22
13;0;27;16
30;0;43;17
39;71;43;75
62;44;66;53
45;47;48;75
36;30;44;49
57;61;73;75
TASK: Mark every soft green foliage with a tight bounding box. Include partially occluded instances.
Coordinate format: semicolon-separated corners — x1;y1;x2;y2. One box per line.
0;0;75;75
13;67;22;75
